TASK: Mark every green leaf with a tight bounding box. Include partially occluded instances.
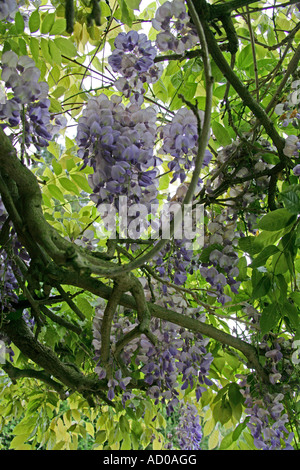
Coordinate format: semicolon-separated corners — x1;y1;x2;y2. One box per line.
228;383;244;406
260;304;280;335
40;38;52;64
13;416;36;436
47;184;65;203
119;415;129;434
236;256;248;281
6;308;23;321
54;37;77;57
9;434;30;450
76;297;94;320
18;38;27;55
290;291;300;306
282;301;299;329
152;78;168;102
49;18;67;35
41;12;55;34
276;274;287;301
219;432;233;450
213;399;232;425
208;428;220;450
211;121;232;146
237;44;253;68
183;82;197;100
15;11;25;34
252;274;271;299
95;430;106;444
280;190;300;214
49;39;62;65
59;177;79;194
29;10;40;33
121;433;132;450
157;173;170;191
238;236;262;256
99;1;112;17
52;160;62;176
271;251;289;275
125;0;142;9
250;245;279;268
70;173;91;193
257;208;296;231
30;37;40;63
232;420;248;441
117;0;133;27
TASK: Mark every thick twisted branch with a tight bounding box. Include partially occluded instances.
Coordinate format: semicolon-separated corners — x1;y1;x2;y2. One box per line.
1;362;66;398
52;268;269;383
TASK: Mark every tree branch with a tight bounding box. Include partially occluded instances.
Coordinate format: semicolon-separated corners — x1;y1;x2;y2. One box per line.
55;268;269;383
1;316;108;394
191;3;286;158
1;362;66;398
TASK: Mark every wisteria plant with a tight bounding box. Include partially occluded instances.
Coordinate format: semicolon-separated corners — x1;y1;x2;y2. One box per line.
0;0;299;451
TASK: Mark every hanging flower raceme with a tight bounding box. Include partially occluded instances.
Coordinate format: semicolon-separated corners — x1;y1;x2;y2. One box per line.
108;30;162;105
92;298;213;411
158;107;212;183
76;93;161;237
0;51;65;153
238;375;294;450
152;0;198;54
176;402;203;450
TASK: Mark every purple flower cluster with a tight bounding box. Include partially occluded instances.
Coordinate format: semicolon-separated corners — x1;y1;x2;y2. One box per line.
0;51;63;153
92;300;213;410
138;318;213;414
238;375;294;450
176;402;202;450
158;107;212;183
152;0;198;54
108;31;161;105
76;93;160;228
151;237;193;287
0;0;18;21
237;337;295;450
200;211;240;305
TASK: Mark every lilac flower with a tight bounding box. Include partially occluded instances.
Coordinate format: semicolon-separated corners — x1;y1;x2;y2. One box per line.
108;31;159;104
76;93;160;236
265;348;283;363
176;403;203;450
0;0;18;21
283;135;300;157
152;0;198;54
0;51;60;153
238;338;294;450
293;164;300;176
92;301;213;413
158;107;211;183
